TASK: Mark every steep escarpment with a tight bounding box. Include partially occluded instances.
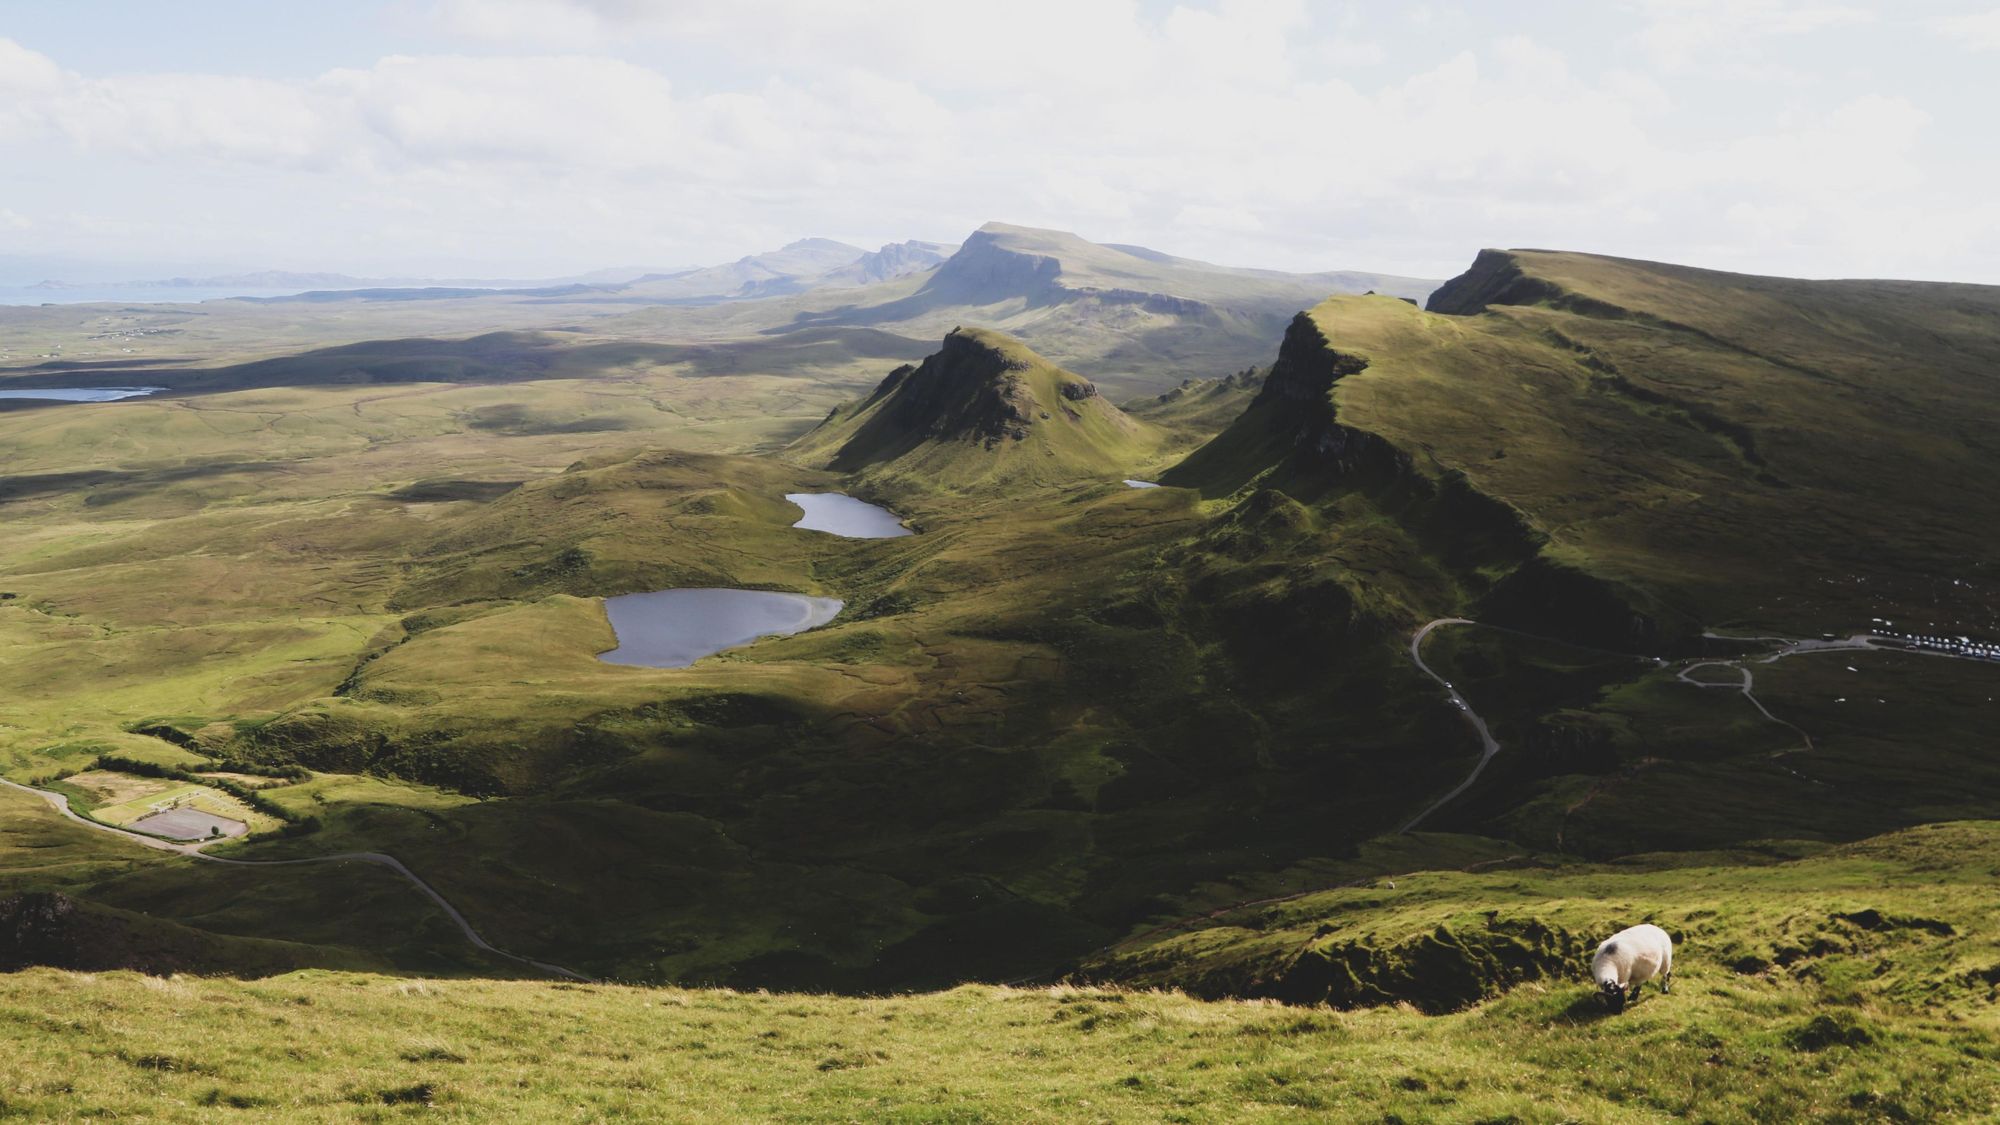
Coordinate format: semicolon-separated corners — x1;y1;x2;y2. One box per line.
1424;248;1571;315
1333;248;2000;645
790;327;1164;490
842;329;1048;449
1162;312;1394;493
911;227;1068;307
1161;303;1551;630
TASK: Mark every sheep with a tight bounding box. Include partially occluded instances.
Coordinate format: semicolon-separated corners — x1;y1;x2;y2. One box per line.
1591;923;1673;1012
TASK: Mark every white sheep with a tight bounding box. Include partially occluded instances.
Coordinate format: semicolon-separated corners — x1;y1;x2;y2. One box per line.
1591;923;1673;1012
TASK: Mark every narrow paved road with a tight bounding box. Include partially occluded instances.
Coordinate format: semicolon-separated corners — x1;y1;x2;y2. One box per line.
0;775;589;981
1404;623;2000;832
1400;618;1502;833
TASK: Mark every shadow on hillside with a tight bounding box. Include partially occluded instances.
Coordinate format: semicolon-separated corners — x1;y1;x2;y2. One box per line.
1556;992;1624;1025
4;356;200;373
8;328;934;397
0;460;292;505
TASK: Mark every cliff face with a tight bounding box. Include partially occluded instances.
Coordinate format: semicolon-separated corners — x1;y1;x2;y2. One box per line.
1160;295;1709;647
914;230;1066;307
1163;311;1409;490
1424;248;1637;322
816;240;957;288
1423;249;1561;315
1252;313;1405;475
869;328;1042;448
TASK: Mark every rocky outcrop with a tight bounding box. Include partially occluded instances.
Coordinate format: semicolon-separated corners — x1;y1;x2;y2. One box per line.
1071;288;1218;319
1084;913;1592;1014
815;240;958;288
1164;312;1412;488
790;324;1161;489
1426;248;1632;321
1425;249;1565;315
863;328;1038;448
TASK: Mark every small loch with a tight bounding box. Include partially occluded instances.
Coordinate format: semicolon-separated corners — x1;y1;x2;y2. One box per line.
785;492;912;538
1123;479;1162;489
599;588;844;668
0;386;164;402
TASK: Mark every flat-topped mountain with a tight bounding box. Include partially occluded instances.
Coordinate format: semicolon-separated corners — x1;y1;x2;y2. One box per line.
776;222;1438;392
929;222;1432;308
791;326;1163;489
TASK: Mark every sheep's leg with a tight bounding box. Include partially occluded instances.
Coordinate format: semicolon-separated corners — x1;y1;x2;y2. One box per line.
1628;983;1642;1004
1661;970;1672;995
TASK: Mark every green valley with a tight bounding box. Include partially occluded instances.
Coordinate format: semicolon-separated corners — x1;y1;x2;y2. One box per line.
5;236;1999;1121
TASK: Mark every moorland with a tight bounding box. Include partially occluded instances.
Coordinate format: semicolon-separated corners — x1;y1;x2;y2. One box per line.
3;225;1998;1121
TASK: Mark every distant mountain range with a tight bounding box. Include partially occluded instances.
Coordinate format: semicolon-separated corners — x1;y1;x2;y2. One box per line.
23;237;956;300
11;223;1443;393
26;266;686;292
750;223;1438;392
619;238;956;300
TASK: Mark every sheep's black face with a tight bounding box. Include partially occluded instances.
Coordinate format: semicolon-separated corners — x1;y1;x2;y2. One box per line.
1599;981;1627;1013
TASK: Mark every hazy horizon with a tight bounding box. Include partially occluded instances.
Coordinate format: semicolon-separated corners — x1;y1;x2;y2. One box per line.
2;1;1998;285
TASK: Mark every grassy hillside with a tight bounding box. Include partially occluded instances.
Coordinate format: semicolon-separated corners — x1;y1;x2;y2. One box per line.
1139;248;2000;870
5;820;1996;1122
1344;250;2000;641
4;244;1999;1125
790;327;1169;491
0;784;513;977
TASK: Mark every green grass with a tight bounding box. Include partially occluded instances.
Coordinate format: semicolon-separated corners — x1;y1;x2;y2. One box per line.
0;786;520;977
1324;253;2000;641
3;239;2000;1107
5;820;1997;1121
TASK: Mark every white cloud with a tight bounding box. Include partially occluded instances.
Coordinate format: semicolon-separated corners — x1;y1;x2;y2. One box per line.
1633;0;1874;69
0;4;1992;283
0;37;64;93
1929;8;2000;50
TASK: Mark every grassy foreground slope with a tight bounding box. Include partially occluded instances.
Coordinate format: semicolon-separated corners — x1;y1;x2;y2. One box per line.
5;821;1997;1122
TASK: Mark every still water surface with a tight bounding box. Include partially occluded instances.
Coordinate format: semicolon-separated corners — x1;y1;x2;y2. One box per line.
0;387;163;402
785;492;912;538
599;588;844;668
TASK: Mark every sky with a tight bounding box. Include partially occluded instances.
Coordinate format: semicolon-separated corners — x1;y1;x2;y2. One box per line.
1;0;1997;283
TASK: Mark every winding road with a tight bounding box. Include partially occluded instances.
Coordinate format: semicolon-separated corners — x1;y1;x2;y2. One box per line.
0;775;589;982
1401;622;2000;833
1400;618;1501;832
